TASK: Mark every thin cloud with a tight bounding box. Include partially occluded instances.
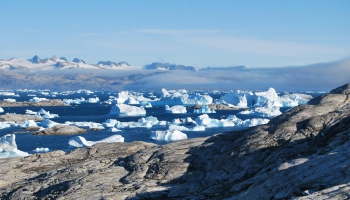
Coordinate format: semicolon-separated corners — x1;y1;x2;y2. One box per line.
135;29;220;36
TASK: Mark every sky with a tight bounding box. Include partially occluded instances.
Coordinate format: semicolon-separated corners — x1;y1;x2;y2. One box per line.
0;0;349;68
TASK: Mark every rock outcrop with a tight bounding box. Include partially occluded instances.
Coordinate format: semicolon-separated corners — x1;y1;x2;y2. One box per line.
0;99;68;107
1;83;350;199
33;125;87;135
0;114;43;123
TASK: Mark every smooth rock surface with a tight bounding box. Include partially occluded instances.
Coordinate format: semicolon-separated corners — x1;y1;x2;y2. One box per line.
1;83;350;199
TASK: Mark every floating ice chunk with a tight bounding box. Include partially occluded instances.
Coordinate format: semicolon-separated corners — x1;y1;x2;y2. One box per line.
41;111;59;119
86;97;100;103
171;118;182;124
0;134;30;158
151;88;213;106
3;98;16;102
279;93;313;107
138;116;159;126
62;97;86;105
29;97;48;102
38;119;59;128
191;125;206;131
241;118;270;127
109;127;122;132
150;130;188;141
165;105;187;114
110;104;146;116
68;135;124;148
193;105;216;114
195;114;220;128
0;107;3;113
33;147;49;152
0;122;12;129
20;120;37;128
169;124;190;131
144;103;152;108
217;90;252;108
0;91;16;96
239;104;282;118
25;109;37;115
66;121;104;129
103;119;119;127
253;88;282;107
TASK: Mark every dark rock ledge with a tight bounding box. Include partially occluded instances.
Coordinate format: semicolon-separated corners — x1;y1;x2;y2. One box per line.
1;84;350;199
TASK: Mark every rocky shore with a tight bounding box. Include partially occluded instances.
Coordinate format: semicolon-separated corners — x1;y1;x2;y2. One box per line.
1;84;350;199
0;99;69;107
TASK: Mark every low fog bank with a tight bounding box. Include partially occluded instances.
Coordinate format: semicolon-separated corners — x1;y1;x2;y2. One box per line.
125;58;350;91
1;58;349;92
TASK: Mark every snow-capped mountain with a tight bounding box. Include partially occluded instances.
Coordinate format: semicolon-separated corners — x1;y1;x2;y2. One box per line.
96;61;130;69
143;62;199;71
0;55;136;71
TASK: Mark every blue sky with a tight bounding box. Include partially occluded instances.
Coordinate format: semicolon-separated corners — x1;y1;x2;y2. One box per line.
0;0;349;68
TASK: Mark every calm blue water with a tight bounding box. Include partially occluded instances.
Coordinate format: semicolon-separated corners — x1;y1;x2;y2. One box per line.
0;91;321;153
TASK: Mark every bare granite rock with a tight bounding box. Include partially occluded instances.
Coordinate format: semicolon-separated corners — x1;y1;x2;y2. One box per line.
1;83;350;199
0;114;43;122
0;99;69;107
33;125;87;135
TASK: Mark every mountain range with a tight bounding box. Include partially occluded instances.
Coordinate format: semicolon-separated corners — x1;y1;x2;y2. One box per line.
0;55;133;71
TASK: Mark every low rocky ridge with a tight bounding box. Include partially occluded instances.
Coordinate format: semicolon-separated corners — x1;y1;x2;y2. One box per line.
0;114;43;123
0;99;68;107
33;125;87;135
1;84;350;199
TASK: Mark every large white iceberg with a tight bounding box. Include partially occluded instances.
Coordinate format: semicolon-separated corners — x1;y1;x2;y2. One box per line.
147;88;213;106
0;107;4;113
165;105;187;114
110;104;146;116
239;105;282;118
150;130;188;141
217;88;312;108
194;114;269;129
68;135;124;148
0;134;30;158
279;93;313;107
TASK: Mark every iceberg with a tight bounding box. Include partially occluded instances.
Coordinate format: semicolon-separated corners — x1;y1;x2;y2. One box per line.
3;98;16;102
29;97;49;102
33;147;49;152
239;105;282;118
280;93;313;107
0;134;30;158
20;120;37;128
68;135;124;148
110;104;146;116
38;119;60;128
62;97;86;105
194;114;269;128
193;105;216;114
0;122;12;129
65;121;104;130
108;127;122;132
149;88;213;106
86;97;100;103
0;107;4;113
165;105;187;114
150;130;188;141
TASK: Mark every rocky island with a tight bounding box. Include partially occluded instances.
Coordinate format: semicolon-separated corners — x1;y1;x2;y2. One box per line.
0;99;68;107
0;83;350;199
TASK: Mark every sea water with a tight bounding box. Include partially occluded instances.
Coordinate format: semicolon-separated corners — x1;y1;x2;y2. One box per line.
0;90;319;153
